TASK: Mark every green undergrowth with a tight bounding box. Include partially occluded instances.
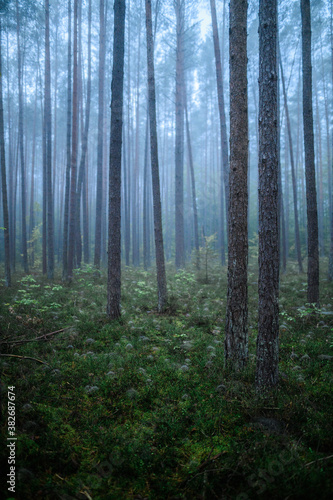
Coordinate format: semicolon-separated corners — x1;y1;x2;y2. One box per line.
0;260;332;499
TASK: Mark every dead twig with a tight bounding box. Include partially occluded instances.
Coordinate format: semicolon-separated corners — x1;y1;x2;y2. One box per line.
0;353;50;365
0;327;70;346
304;455;333;467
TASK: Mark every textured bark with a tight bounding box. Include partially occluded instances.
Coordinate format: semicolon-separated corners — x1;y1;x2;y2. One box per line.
63;0;72;280
0;19;10;287
256;0;279;390
107;0;125;320
145;0;167;311
209;0;229;265
68;0;78;278
225;0;248;371
45;0;54;279
174;0;185;269
279;47;303;273
94;0;106;269
15;0;28;273
301;0;319;305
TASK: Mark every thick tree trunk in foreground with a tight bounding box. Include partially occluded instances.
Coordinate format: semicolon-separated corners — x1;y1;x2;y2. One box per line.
107;0;125;320
301;0;319;304
145;0;167;312
256;0;279;390
225;0;248;371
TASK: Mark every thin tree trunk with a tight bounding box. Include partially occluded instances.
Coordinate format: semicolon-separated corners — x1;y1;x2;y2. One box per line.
145;0;167;311
45;0;54;279
76;0;92;268
184;91;199;268
68;0;79;278
63;0;72;280
301;0;319;305
329;2;333;280
0;19;10;287
107;0;126;320
209;0;228;265
94;0;106;269
279;46;303;272
174;0;185;269
15;0;28;273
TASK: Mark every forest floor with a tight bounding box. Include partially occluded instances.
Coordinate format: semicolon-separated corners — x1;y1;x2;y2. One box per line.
0;259;332;499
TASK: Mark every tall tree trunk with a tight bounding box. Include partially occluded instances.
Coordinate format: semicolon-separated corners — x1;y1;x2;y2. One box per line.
174;0;185;269
107;0;126;320
143;110;151;270
279;46;303;272
225;0;248;371
15;0;28;273
94;0;106;269
76;0;92;268
0;19;10;287
145;0;167;311
301;0;319;305
63;0;72;280
45;0;54;279
329;2;333;281
209;0;228;265
256;0;279;390
68;0;79;278
184;91;199;268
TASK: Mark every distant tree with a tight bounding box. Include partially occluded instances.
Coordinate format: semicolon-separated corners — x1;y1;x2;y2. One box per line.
209;0;228;265
301;0;319;305
107;0;126;320
15;0;28;273
45;0;54;279
225;0;248;371
145;0;167;311
256;0;279;389
279;45;303;273
94;0;106;269
0;16;10;286
329;2;333;281
174;0;185;269
63;0;72;281
68;0;78;278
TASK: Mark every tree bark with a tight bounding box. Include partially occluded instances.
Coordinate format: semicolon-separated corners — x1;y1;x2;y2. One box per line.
145;0;167;311
256;0;279;390
68;0;79;278
94;0;106;269
63;0;72;280
301;0;319;305
107;0;126;320
0;19;10;287
225;0;248;371
15;0;28;273
279;46;303;273
209;0;229;265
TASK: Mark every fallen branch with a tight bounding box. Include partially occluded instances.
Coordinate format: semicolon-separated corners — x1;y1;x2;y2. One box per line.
0;327;70;346
0;353;49;365
304;455;333;467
